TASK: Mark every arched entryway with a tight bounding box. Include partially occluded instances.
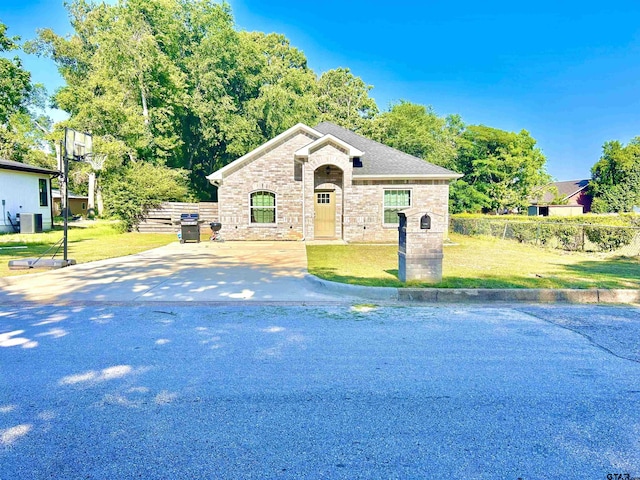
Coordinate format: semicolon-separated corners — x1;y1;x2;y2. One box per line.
313;164;343;239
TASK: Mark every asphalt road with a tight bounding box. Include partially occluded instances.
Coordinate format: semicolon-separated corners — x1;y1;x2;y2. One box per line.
1;303;639;479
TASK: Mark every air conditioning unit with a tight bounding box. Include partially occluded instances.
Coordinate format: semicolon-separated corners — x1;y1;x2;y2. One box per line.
20;213;43;234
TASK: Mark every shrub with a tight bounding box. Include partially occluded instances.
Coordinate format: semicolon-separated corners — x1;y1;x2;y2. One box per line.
535;223;554;245
508;222;536;243
102;161;190;231
552;224;582;251
584;225;635;251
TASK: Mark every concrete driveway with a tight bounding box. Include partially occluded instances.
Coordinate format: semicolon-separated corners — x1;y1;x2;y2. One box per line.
0;241;342;304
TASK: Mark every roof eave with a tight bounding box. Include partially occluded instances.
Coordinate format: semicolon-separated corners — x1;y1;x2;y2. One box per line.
207;123;321;185
0;164;60;176
294;133;365;159
564;186;589;199
353;173;463;181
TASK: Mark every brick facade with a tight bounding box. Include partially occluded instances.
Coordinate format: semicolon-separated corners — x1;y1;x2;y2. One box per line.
215;127;453;242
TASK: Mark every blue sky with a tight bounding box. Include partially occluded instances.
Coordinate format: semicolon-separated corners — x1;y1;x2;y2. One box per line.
2;0;640;181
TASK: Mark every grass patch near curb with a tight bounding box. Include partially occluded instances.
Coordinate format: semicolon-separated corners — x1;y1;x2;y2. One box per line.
306;233;640;289
0;221;176;277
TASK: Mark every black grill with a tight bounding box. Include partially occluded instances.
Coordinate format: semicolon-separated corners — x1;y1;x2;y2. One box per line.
179;213;201;243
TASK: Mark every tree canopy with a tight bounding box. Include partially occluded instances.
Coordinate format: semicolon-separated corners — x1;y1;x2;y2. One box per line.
0;22;32;124
0;21;53;166
589;137;640;213
362;105;549;213
2;0;560;224
317;67;378;131
452;125;550;214
361;101;461;169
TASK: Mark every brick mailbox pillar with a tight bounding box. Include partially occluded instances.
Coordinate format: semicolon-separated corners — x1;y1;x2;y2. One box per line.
398;208;444;283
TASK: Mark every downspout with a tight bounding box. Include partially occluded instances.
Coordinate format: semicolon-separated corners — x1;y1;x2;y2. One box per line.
49;176;54;228
301;161;306;240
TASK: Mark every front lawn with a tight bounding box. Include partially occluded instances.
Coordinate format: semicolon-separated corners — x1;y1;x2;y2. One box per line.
0;221;177;277
306;233;640;289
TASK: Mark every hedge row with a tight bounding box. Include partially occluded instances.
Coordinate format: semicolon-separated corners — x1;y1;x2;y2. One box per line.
450;217;638;252
452;213;640;227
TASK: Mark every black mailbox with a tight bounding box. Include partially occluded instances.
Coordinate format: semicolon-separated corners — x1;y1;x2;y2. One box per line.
420;214;431;230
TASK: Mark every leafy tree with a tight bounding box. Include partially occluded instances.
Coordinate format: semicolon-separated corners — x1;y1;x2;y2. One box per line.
28;1;325;200
102;160;190;231
317;67;378;130
29;0;184;161
0;22;54;166
449;180;490;214
589;138;640;213
240;32;318;140
361;101;461;169
454;125;550;213
0;22;32;124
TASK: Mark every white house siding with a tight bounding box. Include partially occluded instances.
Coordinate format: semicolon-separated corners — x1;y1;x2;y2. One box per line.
0;170;53;233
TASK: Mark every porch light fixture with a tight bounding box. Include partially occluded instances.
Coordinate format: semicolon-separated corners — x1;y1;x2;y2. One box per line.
325;166;331;175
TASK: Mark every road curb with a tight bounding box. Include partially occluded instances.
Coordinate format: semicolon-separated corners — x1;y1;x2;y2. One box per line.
304;274;398;301
306;275;640;304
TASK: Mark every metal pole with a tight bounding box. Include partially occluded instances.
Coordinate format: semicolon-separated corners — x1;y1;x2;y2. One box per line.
63;154;69;262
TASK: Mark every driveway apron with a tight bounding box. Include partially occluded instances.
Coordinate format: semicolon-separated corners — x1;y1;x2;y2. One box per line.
0;241;339;303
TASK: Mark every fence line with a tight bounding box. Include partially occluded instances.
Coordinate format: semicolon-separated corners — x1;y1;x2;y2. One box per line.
450;217;640;256
136;202;218;234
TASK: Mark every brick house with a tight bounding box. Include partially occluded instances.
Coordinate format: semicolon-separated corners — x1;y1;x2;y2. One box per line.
207;122;461;242
528;179;592;216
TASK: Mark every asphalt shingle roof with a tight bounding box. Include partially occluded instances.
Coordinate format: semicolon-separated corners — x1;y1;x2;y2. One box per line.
313;122;460;178
539;179;590;203
0;158;59;175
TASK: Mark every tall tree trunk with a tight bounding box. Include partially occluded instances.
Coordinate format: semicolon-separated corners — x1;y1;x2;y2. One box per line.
96;183;104;216
140;77;149;126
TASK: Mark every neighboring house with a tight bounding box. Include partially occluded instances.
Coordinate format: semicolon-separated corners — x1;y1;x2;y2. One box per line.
52;189;89;217
0;159;58;233
528;179;592;216
207;122;462;242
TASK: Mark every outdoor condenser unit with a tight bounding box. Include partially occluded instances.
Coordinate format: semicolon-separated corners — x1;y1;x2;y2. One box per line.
20;213;43;234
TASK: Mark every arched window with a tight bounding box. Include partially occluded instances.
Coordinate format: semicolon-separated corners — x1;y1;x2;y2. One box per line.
250;191;276;224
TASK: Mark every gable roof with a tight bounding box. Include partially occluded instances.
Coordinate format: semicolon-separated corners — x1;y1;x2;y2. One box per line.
207;121;462;185
313;122;461;180
0;158;59;176
294;133;364;159
207;123;321;185
535;179;590;204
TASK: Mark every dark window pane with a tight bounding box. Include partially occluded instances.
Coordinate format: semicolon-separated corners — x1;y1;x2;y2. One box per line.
39;179;48;207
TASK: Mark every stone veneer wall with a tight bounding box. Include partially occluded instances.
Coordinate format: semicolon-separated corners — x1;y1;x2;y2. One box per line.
217;130;452;242
303;143;352;240
218;132;314;240
398;208;447;282
343;180;450;243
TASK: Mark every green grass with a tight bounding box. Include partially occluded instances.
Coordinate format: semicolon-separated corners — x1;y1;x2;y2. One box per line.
0;220;177;277
306;233;640;289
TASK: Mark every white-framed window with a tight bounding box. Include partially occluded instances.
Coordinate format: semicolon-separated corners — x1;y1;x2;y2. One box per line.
383;189;411;224
250;191;276;224
38;179;48;207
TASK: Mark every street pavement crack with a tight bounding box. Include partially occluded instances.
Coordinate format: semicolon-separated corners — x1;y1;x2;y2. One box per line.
133;276;174;301
517;308;640;365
